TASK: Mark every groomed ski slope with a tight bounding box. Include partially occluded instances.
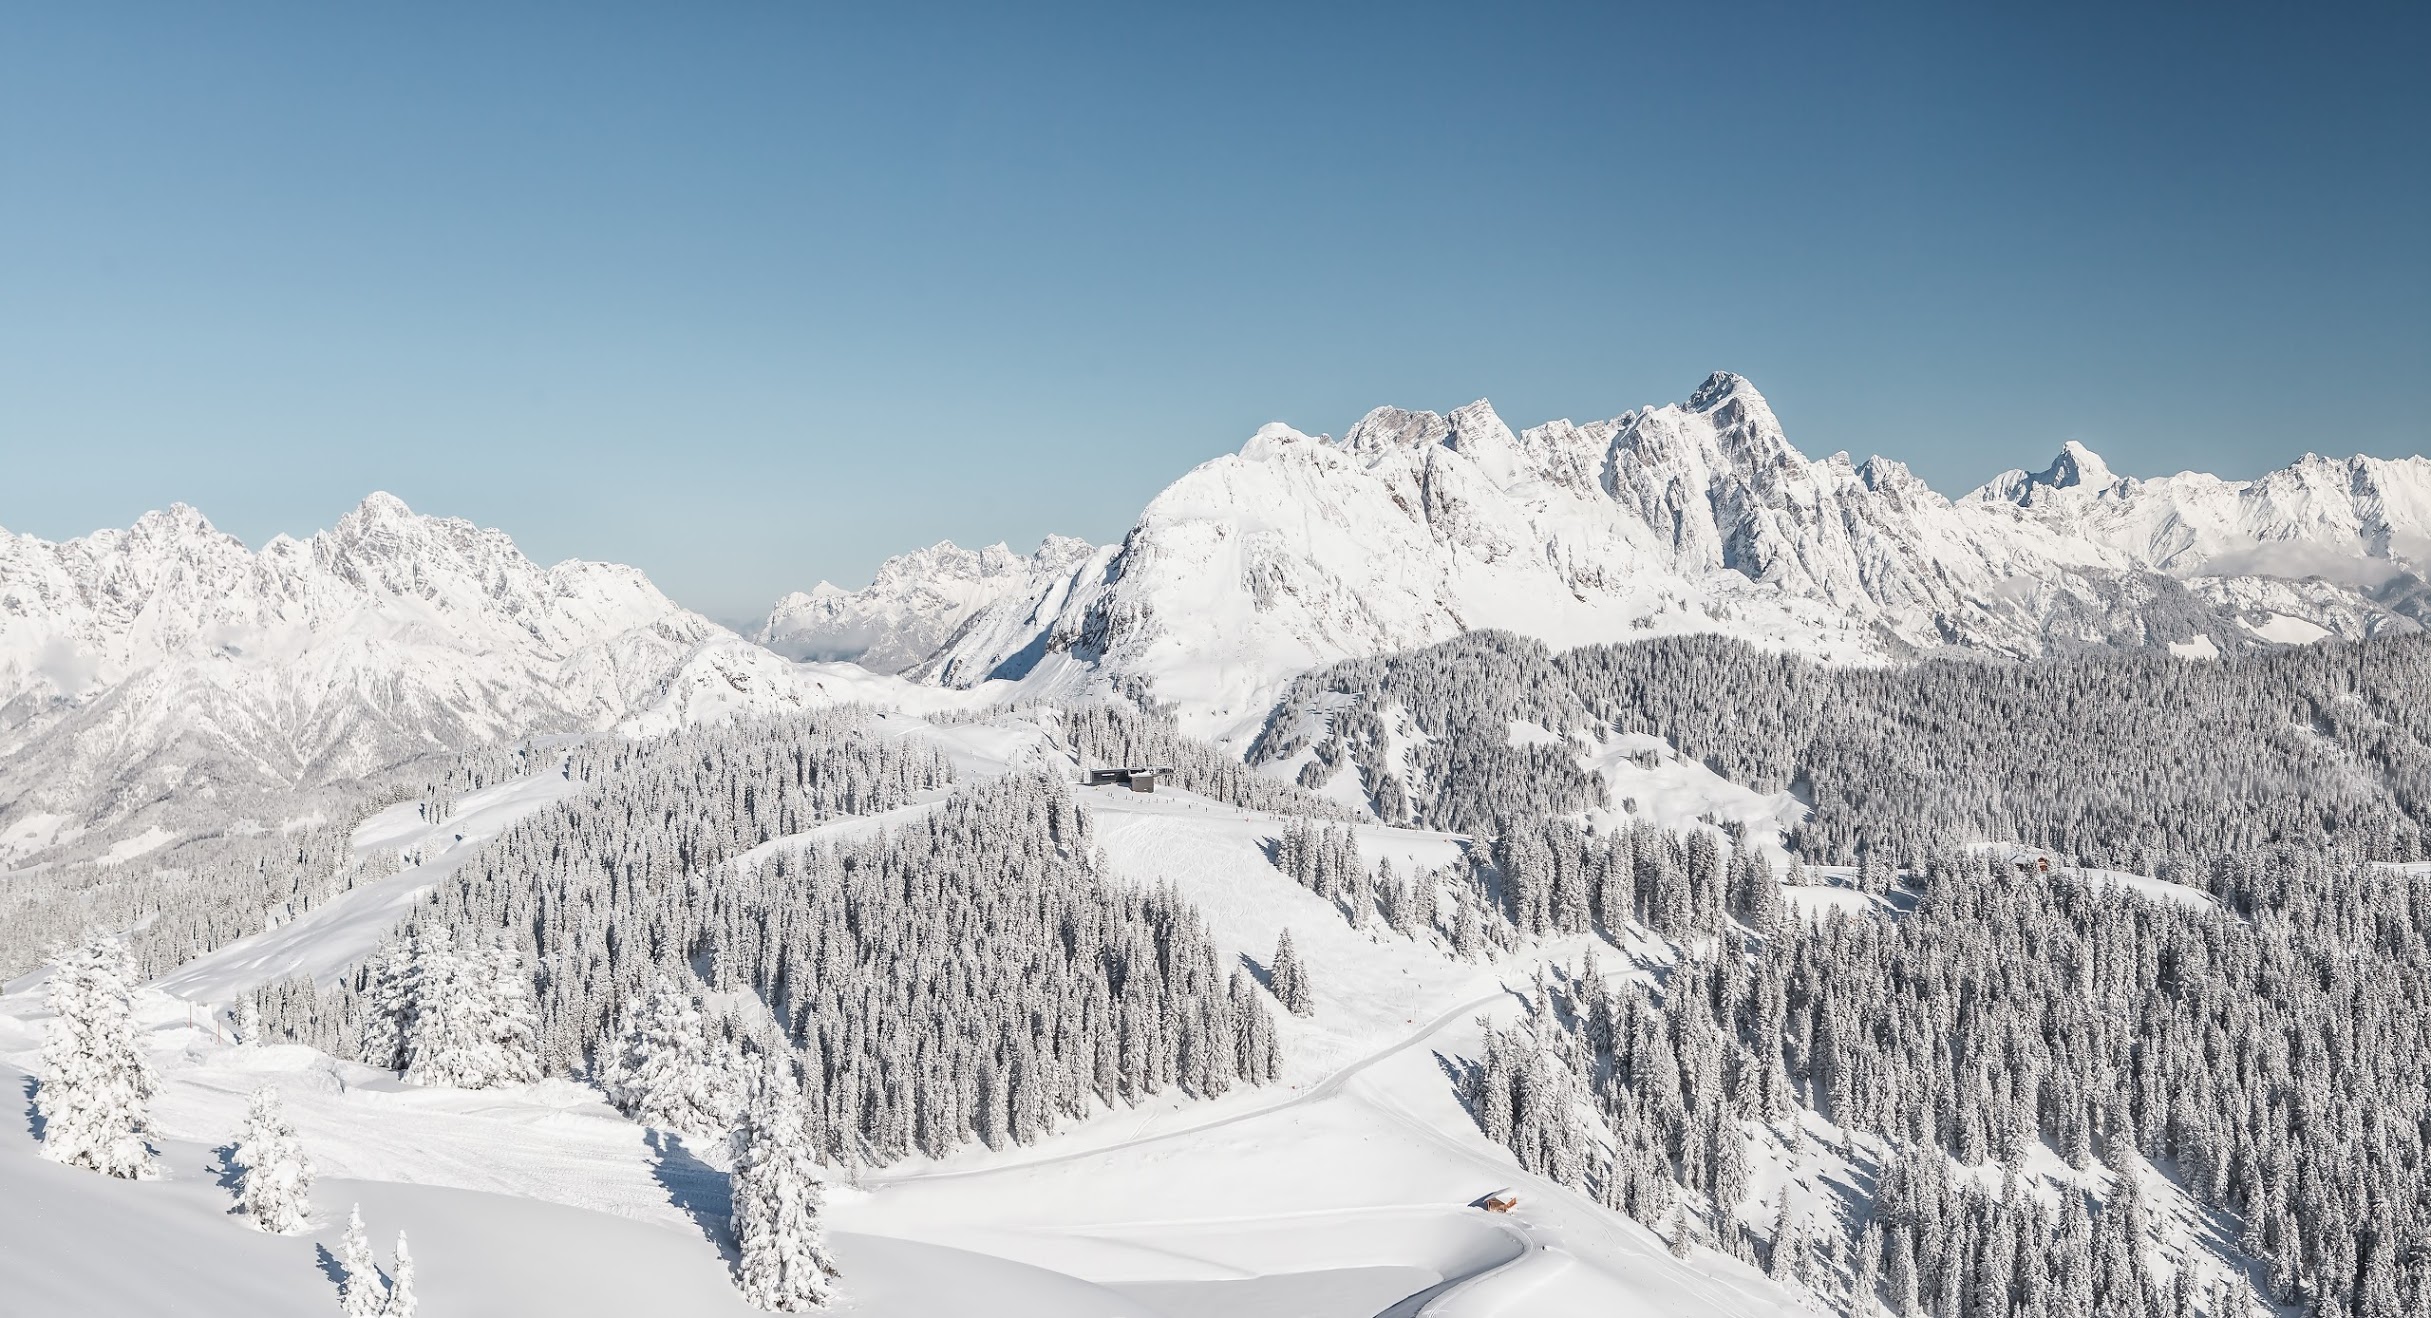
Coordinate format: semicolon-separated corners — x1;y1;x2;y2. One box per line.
152;768;584;1004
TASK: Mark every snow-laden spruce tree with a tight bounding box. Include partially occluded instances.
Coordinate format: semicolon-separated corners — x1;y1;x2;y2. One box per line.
1767;1197;1803;1284
601;975;741;1136
360;934;420;1070
37;935;159;1178
232;1085;314;1233
730;1063;840;1311
381;1232;416;1318
399;928;540;1089
1269;928;1314;1016
339;1204;386;1317
475;935;542;1087
397;927;475;1086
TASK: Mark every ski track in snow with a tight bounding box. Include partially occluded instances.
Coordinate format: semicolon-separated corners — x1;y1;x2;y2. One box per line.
151;767;582;1005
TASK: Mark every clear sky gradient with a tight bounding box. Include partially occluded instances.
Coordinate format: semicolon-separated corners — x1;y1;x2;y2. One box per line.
4;3;2424;622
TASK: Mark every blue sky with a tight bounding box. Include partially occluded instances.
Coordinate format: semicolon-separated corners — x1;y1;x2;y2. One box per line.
3;3;2424;622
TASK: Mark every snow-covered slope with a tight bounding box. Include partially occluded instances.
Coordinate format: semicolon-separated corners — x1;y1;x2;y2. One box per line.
899;373;2428;745
0;712;2276;1317
0;494;822;823
0;733;1833;1317
755;537;1094;673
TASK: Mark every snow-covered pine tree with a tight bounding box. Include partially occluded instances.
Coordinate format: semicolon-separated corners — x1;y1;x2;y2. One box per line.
36;935;159;1179
1269;928;1313;1016
381;1233;415;1318
400;927;536;1089
1347;856;1374;928
340;1204;386;1317
602;975;741;1136
1768;1196;1804;1283
398;927;475;1086
731;1063;841;1311
1409;865;1439;938
233;1085;313;1234
476;935;542;1087
1666;1202;1695;1258
1883;1223;1920;1318
1855;1219;1883;1314
1229;971;1281;1084
359;933;419;1071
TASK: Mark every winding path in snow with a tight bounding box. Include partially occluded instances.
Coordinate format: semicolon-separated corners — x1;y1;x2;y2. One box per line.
873;982;1519;1188
1371;1216;1532;1317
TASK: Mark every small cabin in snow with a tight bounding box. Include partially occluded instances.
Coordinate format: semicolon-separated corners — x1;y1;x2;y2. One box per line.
1083;766;1170;794
1478;1189;1519;1214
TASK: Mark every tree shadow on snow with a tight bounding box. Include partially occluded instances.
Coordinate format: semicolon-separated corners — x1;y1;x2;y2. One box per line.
18;1074;43;1144
647;1129;740;1268
1237;951;1273;991
313;1243;347;1291
1433;1050;1480;1114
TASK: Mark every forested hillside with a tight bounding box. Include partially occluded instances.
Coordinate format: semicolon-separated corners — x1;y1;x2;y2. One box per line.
1256;631;2431;870
256;712;1284;1167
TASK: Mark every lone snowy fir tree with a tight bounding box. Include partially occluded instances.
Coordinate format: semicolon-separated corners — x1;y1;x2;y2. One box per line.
231;1085;313;1233
382;1232;416;1318
730;1061;841;1311
1269;926;1314;1016
36;935;159;1179
339;1203;384;1317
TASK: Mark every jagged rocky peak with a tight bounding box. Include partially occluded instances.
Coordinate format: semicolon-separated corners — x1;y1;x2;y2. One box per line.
1970;440;2126;506
1855;454;1933;499
1338;406;1450;458
2040;440;2117;490
1687;369;1761;411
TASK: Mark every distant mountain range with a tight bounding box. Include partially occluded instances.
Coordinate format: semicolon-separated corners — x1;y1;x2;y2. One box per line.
6;371;2425;824
794;372;2431;744
0;493;862;827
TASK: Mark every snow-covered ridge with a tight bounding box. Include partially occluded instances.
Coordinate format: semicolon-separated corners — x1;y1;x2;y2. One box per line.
754;535;1093;674
894;373;2429;745
0;494;823;821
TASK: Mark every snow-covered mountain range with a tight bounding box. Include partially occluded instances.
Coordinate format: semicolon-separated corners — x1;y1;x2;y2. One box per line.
874;373;2431;744
9;371;2428;824
0;493;854;822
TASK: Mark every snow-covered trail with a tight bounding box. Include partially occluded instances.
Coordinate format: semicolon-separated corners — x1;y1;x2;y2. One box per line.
873;983;1517;1189
152;767;578;1003
1373;1217;1530;1317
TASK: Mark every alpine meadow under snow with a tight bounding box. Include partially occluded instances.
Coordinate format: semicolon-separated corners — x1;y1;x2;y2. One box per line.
7;371;2431;1316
